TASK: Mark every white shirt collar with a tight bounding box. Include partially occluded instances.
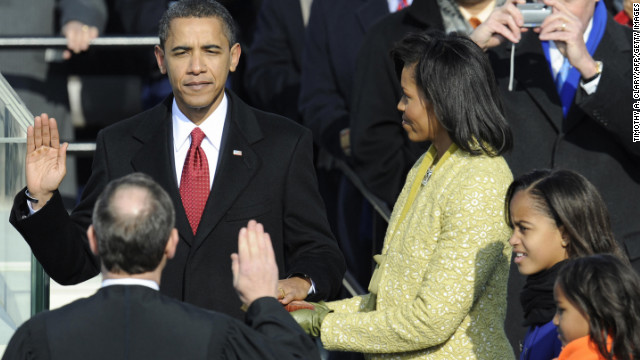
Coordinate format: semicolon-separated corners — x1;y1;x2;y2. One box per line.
101;278;160;290
172;94;228;155
458;1;496;23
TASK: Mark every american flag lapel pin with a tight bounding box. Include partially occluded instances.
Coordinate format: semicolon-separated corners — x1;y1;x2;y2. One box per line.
233;150;243;156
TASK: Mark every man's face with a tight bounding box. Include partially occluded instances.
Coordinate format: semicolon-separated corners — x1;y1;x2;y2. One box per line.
155;17;241;124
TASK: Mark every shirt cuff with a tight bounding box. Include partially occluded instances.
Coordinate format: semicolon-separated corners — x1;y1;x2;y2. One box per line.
580;74;600;95
308;279;316;295
27;199;39;215
580;61;603;95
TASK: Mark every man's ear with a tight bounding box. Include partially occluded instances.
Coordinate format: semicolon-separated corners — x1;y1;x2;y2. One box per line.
165;228;179;260
88;225;99;255
229;43;241;72
154;45;167;74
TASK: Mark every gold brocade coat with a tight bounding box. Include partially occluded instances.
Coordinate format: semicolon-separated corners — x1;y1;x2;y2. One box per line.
321;146;515;359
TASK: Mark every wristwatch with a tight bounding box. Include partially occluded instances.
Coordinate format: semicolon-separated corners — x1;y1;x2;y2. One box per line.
288;272;312;285
582;60;603;83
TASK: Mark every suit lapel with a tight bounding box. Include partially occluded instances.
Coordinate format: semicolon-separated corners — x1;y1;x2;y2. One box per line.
130;99;194;245
511;32;564;132
192;91;263;249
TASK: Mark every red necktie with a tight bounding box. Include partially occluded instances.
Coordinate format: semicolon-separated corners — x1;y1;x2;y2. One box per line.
397;0;408;11
180;128;210;234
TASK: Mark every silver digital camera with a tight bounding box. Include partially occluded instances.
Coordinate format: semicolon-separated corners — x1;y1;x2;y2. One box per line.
517;3;552;27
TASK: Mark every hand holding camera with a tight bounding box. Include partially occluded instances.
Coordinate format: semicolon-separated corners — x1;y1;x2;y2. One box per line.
469;0;527;50
470;0;599;81
471;0;591;54
536;0;598;79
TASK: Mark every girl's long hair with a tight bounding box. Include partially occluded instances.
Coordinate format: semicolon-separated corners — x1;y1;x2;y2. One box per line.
556;254;640;360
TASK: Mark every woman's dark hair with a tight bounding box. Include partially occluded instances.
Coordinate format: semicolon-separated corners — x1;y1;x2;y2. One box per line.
556;254;640;360
505;169;625;260
391;30;512;156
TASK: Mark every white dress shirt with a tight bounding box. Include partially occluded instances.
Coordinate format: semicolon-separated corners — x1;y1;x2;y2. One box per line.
172;95;227;189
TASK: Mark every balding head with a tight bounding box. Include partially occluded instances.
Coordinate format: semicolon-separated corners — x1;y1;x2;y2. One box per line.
92;173;175;274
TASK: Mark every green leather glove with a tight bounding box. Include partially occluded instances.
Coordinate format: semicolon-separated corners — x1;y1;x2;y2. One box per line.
290;301;333;337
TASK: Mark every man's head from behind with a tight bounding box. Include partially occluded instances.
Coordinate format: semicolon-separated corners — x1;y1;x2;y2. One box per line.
89;173;177;275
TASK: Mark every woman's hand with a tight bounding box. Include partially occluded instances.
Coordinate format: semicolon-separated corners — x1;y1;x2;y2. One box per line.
290;301;333;337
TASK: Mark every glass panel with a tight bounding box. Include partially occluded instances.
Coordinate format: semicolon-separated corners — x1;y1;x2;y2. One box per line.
0;72;36;355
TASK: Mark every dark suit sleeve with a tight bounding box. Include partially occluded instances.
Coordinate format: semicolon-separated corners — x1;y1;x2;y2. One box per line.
244;0;303;122
349;26;427;206
221;297;320;360
298;0;349;158
2;315;50;360
575;24;640;158
59;0;108;32
282;129;345;301
2;322;31;360
8;131;114;285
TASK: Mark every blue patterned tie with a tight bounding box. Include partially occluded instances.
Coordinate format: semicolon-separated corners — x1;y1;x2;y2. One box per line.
555;58;571;94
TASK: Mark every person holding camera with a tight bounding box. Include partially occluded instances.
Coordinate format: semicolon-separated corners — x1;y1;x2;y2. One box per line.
471;0;637;359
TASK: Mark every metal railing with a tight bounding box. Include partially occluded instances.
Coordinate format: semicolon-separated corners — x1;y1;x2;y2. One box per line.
0;37;159;48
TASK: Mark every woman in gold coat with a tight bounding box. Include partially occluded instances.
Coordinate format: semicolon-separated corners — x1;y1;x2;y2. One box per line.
292;30;515;359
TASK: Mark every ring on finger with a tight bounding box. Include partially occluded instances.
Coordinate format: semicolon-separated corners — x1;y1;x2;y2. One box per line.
560;23;566;31
279;288;286;298
82;25;89;32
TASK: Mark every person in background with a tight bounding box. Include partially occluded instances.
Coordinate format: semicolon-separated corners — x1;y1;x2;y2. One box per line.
0;0;107;205
244;0;311;123
298;0;392;293
292;30;515;359
505;169;627;360
553;254;640;360
613;0;633;27
2;173;319;360
471;0;637;353
349;0;503;211
9;0;345;320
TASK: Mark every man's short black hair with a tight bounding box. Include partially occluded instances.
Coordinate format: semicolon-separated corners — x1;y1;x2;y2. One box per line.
158;0;237;49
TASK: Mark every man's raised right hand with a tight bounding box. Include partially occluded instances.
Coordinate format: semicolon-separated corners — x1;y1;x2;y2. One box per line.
25;113;68;210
